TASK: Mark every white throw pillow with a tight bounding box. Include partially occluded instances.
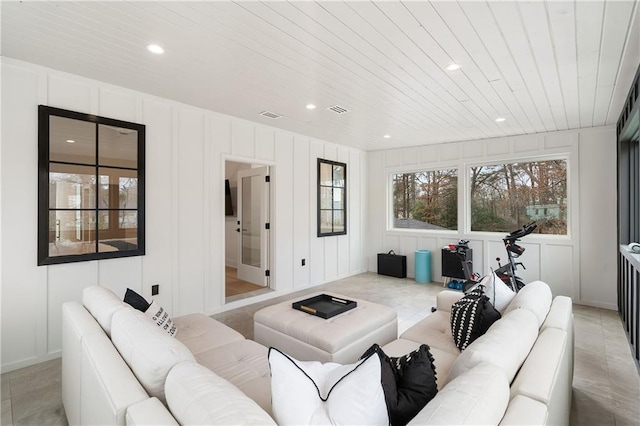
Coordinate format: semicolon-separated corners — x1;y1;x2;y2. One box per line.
111;308;195;404
145;300;178;337
478;271;515;313
268;348;388;425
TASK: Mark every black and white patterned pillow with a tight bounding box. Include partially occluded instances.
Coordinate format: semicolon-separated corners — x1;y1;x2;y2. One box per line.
450;285;501;351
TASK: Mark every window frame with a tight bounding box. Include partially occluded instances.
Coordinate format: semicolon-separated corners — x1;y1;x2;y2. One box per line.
388;166;459;233
37;105;146;265
465;155;571;237
317;158;347;237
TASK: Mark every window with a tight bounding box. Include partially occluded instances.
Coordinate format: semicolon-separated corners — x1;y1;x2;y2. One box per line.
391;168;458;230
38;105;145;265
470;159;567;234
317;159;346;237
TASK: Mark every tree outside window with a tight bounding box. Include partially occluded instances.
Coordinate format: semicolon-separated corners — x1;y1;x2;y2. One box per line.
391;169;457;230
470;159;567;234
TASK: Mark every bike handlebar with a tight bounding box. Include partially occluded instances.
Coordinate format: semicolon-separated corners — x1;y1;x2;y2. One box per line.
505;221;537;240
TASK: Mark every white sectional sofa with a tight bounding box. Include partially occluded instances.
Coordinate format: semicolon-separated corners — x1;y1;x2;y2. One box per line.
384;281;574;425
61;281;573;425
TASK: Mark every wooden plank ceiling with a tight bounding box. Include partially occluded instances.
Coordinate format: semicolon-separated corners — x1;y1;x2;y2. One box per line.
2;1;638;151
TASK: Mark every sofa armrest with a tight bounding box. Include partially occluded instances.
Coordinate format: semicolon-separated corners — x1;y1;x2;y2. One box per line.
509;327;571;426
126;397;178;426
62;301;106;426
81;333;149;425
436;290;464;312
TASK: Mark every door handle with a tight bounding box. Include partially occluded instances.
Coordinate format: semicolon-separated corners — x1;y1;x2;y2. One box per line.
236;228;240;233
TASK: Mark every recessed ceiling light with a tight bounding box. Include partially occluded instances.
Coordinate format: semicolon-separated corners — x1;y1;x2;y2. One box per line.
146;44;164;54
495;117;506;122
383;134;391;139
306;104;316;110
446;63;461;71
66;139;75;144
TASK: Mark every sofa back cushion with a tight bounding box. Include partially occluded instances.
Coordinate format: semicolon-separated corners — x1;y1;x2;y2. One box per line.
407;363;509;425
166;362;275;425
503;281;552;327
447;308;539;384
111;308;195;404
83;286;129;337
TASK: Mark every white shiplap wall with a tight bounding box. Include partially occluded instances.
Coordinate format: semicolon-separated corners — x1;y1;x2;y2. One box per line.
367;126;617;309
0;58;367;372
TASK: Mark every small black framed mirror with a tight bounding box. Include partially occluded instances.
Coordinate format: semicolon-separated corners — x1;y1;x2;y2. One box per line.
317;158;347;237
38;105;145;265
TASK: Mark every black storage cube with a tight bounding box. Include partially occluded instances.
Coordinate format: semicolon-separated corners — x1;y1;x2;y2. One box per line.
441;248;472;279
377;252;407;278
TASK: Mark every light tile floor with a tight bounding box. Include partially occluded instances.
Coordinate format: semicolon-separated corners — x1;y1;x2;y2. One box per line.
1;272;638;425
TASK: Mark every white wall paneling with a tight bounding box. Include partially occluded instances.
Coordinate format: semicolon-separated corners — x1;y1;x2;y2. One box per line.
274;133;295;292
176;109;206;315
2;63;46;371
367;127;616;309
293;137;311;289
349;151;364;275
142;99;175;311
1;58;367;372
578;128;618;308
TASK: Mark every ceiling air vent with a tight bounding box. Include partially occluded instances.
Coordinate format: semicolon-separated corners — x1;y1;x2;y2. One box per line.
259;111;282;119
327;105;349;114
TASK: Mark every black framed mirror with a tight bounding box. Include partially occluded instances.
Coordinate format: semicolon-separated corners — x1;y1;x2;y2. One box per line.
317;158;347;237
38;105;145;265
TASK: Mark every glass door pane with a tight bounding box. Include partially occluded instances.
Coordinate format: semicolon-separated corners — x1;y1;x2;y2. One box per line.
241;175;261;268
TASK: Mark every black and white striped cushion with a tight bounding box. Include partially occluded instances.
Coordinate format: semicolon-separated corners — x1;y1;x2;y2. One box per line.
450;286;500;351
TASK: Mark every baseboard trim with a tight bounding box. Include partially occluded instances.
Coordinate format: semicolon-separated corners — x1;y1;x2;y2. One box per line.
1;350;61;374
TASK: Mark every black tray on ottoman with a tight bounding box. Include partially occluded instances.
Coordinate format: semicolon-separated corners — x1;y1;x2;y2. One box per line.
292;294;357;319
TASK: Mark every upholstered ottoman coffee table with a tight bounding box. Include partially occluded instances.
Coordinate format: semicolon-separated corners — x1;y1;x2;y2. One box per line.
254;292;397;364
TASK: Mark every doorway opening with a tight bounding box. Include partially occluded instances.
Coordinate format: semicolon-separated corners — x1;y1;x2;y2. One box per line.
224;160;273;303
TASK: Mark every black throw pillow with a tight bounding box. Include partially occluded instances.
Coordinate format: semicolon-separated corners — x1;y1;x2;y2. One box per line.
450;285;501;351
123;288;150;312
361;343;438;426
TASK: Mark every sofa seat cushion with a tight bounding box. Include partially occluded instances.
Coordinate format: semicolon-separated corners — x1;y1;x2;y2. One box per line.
82;286;129;337
503;281;552;327
447;309;539;385
381;338;458;389
400;311;459;355
111;308;195;404
407;363;510;425
195;339;272;414
174;313;245;356
166;362;276;425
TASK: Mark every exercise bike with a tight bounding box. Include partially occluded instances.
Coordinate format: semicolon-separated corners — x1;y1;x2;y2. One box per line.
494;221;537;292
